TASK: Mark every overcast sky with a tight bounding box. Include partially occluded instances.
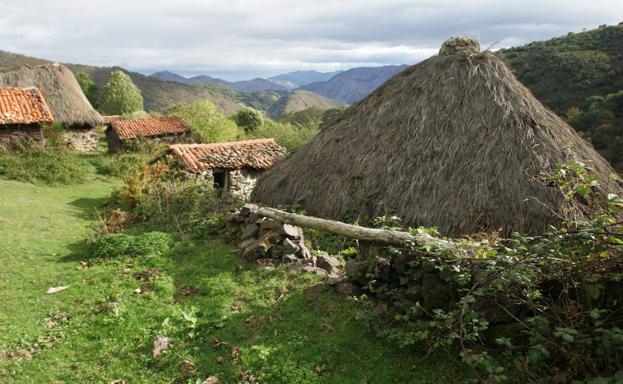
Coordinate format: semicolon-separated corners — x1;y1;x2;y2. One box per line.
0;0;621;80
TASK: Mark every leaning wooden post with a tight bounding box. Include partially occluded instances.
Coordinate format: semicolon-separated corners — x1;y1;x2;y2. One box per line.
245;204;457;250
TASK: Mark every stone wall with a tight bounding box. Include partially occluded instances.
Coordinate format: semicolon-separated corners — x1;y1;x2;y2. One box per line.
226;169;261;199
0;124;45;148
63;128;100;152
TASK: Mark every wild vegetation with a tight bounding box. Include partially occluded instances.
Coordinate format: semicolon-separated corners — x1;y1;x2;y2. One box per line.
1;22;623;384
0;146;468;383
101;70;145;115
500;23;623;171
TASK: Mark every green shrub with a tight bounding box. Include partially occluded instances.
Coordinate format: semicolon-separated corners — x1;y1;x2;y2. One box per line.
234;107;263;133
88;152;150;177
91;231;172;258
126;231;173;257
354;161;623;383
101;70;144;115
91;233;133;258
246;119;317;151
135;179;240;238
166;100;243;143
0;147;90;185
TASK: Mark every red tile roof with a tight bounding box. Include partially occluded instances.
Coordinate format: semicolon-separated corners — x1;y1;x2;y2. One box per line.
109;116;189;140
0;87;54;125
170;139;287;173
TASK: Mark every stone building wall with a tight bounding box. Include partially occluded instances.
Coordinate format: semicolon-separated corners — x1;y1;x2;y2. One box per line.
63;128;100;152
227;168;261;199
0;124;45;148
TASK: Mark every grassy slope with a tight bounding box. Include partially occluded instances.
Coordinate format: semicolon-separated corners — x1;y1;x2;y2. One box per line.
268;90;347;119
0;178;468;383
499;23;623;115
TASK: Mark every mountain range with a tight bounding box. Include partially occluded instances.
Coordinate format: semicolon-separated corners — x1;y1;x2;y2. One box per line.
149;69;344;92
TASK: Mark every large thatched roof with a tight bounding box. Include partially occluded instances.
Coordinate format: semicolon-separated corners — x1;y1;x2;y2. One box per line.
0;64;103;128
254;37;622;236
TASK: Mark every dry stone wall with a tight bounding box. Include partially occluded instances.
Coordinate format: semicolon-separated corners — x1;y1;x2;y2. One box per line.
227;206;344;282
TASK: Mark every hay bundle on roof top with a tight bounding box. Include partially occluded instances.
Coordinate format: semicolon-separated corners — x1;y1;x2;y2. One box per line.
0;64;103;128
254;37;622;236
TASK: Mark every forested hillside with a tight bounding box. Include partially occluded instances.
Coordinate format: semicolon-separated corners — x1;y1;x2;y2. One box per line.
500;23;623;171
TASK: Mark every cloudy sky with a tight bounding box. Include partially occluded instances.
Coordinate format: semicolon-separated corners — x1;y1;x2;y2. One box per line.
0;0;621;80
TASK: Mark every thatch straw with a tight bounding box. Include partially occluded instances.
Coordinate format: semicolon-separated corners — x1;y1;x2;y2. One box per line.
0;64;103;128
254;37;622;236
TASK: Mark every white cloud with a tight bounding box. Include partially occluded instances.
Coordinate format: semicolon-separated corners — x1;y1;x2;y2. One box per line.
0;0;621;80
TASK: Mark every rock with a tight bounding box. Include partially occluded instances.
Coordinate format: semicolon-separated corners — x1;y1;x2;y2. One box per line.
239;238;256;250
312;267;328;276
326;274;344;286
317;255;341;274
152;335;171;358
422;274;453;311
374;302;389;314
46;286;69;294
181;232;194;241
201;376;221;384
282;254;299;264
297;244;312;259
374;257;391;280
282;238;300;254
345;259;360;276
337;282;356;296
239;204;258;217
241;239;269;260
287;263;326;276
259;219;283;231
180;360;198;378
301;255;316;266
269;245;285;258
240;223;259;240
282;224;303;239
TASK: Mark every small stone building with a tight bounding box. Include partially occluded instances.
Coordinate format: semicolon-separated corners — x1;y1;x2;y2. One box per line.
0;64;104;151
0;87;54;148
106;116;191;152
168;138;286;199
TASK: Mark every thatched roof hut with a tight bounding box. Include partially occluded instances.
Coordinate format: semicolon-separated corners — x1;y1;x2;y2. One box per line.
0;64;103;128
254;37;622;236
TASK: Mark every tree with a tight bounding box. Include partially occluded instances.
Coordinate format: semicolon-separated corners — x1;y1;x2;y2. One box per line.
166;100;241;143
101;70;144;115
74;72;99;108
234;107;263;133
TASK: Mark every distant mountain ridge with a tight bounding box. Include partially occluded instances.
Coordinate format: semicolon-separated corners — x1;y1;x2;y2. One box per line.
300;65;408;104
149;71;289;92
269;70;343;88
149;70;344;92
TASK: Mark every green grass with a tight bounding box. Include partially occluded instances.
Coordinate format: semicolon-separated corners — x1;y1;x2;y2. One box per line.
0;178;469;383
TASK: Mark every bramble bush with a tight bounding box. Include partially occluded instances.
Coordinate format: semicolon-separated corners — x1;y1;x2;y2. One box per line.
111;162;241;238
353;161;623;383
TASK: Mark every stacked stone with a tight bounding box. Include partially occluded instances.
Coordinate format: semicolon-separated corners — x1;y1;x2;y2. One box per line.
228;206;343;282
63;129;100;151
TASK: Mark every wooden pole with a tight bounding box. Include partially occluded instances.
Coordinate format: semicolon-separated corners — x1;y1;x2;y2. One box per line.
246;204;456;249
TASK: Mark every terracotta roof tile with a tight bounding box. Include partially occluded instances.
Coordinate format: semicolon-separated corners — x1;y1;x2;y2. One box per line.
170;138;287;173
110;116;189;140
0;87;54;125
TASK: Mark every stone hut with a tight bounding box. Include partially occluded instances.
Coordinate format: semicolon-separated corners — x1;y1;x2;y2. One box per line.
168;138;286;199
106;116;190;152
0;87;54;148
0;64;104;151
254;37;622;236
